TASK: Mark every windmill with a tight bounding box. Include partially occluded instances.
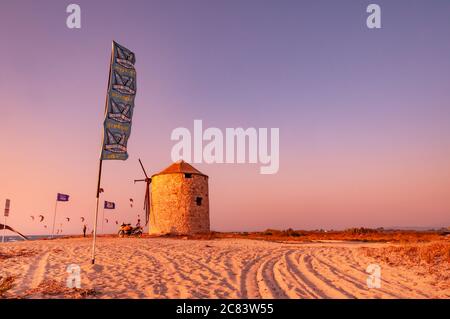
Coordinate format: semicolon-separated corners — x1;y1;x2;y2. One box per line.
134;159;151;226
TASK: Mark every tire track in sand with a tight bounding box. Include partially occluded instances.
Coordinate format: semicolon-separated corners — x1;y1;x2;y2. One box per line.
282;250;326;298
296;251;356;298
13;250;51;295
255;252;289;298
239;251;273;298
309;249;402;298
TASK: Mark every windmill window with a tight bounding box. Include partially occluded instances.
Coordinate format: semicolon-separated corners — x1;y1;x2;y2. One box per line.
196;197;203;206
185;173;192;178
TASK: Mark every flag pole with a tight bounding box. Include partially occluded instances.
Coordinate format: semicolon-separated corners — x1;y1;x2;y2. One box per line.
51;199;58;239
3;199;10;243
1;214;5;243
101;205;105;234
91;41;114;265
91;158;103;264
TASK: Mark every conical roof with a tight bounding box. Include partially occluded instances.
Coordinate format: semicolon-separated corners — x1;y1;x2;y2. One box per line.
152;160;207;177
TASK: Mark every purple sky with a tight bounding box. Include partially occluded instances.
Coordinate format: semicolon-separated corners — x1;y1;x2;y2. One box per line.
1;0;450;235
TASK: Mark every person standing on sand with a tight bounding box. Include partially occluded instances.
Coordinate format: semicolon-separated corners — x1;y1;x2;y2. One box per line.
83;225;87;237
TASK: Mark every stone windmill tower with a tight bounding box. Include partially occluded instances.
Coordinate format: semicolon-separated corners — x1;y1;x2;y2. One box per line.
149;160;210;235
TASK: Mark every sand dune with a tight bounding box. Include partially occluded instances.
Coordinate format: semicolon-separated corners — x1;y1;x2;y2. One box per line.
1;237;449;298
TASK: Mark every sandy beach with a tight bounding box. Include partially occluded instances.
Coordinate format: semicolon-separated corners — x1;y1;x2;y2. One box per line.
1;237;449;299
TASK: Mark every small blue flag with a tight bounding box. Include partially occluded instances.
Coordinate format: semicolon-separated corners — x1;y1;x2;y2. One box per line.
104;201;115;209
57;193;69;202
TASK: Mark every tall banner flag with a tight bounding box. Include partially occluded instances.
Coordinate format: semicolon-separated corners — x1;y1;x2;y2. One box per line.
104;201;115;209
57;193;70;202
92;41;137;264
2;199;10;242
101;41;137;160
4;199;10;217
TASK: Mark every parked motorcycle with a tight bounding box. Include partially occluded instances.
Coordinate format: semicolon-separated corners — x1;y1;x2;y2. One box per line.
118;223;143;237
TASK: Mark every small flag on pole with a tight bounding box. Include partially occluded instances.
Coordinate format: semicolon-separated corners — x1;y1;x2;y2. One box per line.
104;201;115;209
57;193;70;202
4;199;10;217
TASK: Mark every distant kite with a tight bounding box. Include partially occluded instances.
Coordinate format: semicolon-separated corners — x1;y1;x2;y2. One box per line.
38;215;45;222
99;188;104;193
115;221;119;225
30;215;35;221
66;217;70;222
81;217;85;222
129;198;133;202
105;218;109;224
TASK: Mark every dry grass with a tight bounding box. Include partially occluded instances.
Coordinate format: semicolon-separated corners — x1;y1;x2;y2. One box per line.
0;276;15;298
361;241;450;286
22;280;98;299
363;241;450;266
96;227;450;243
153;229;449;244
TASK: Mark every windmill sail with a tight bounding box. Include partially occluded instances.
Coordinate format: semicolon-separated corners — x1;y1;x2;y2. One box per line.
101;41;137;161
135;159;151;227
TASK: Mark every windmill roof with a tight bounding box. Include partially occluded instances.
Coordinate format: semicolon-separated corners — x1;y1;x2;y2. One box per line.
152;160;207;177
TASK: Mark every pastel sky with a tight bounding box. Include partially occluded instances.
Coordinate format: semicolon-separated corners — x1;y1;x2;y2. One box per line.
1;0;450;235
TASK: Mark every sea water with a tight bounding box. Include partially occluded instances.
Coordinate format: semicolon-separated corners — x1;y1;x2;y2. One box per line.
0;235;67;243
